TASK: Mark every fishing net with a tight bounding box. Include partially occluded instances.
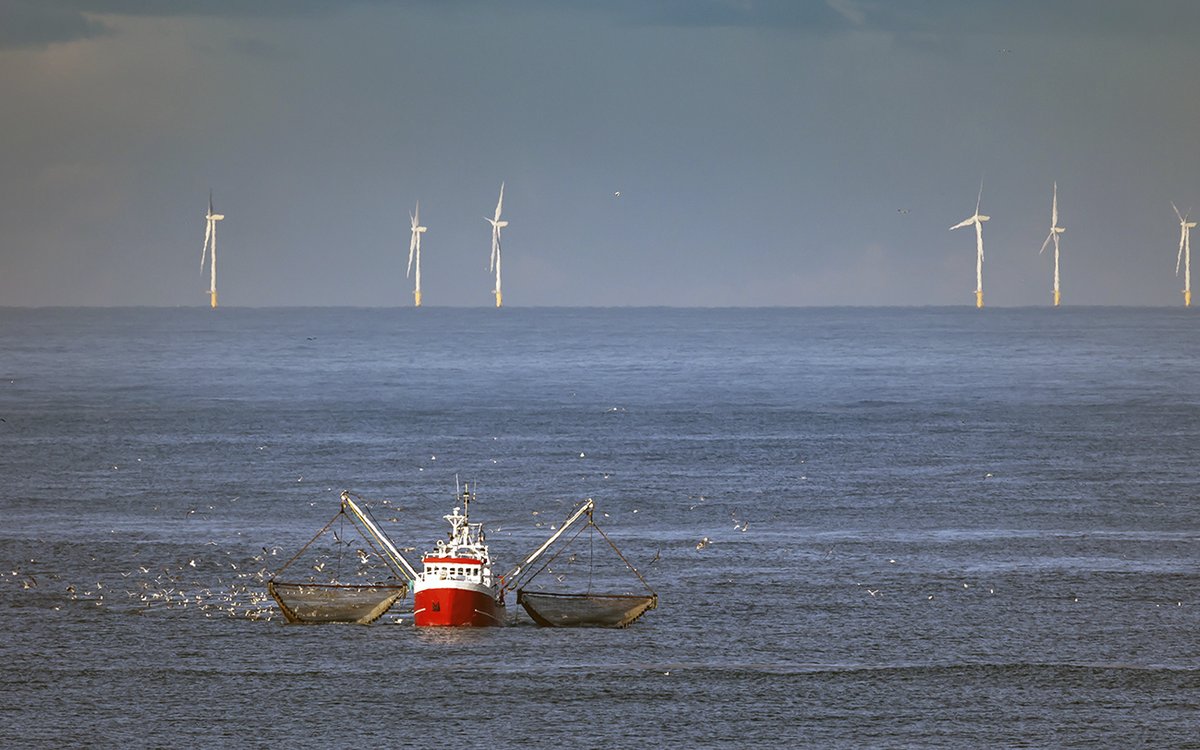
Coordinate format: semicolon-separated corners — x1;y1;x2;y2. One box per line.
268;501;409;625
268;581;405;625
514;517;657;628
517;590;657;628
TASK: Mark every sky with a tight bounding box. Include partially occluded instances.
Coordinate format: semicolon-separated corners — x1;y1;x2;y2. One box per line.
3;0;1200;307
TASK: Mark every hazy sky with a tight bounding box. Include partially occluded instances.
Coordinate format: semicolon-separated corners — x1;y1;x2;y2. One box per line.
4;0;1200;307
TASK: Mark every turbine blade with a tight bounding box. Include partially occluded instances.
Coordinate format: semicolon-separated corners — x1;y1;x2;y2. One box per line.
975;180;983;215
949;217;974;231
494;182;505;222
201;221;211;271
1051;182;1058;227
1173;201;1184;223
1039;232;1053;255
1179;230;1186;275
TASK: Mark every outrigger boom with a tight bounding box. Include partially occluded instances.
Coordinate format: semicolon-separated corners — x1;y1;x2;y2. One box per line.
501;498;594;591
340;491;420;582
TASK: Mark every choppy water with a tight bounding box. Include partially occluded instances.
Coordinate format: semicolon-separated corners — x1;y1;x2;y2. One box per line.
1;307;1197;748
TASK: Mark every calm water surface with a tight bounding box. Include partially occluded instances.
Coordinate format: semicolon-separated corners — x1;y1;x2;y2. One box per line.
1;307;1197;748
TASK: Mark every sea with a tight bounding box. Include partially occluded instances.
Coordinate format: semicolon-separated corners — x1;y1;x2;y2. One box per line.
0;307;1196;748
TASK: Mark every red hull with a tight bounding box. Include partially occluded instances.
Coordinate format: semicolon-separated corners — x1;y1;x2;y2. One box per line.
413;585;503;627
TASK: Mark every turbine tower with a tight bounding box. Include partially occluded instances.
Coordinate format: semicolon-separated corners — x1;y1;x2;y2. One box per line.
407;202;427;307
486;182;508;308
1173;202;1195;307
950;182;990;308
1039;182;1065;307
200;191;224;309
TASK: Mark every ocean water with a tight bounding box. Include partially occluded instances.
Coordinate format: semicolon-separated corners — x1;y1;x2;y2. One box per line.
0;307;1197;748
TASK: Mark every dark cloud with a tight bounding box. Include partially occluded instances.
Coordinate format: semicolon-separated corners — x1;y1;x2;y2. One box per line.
56;0;368;17
576;0;1200;38
0;0;383;48
0;0;110;48
842;0;1200;38
590;0;853;30
11;0;1195;52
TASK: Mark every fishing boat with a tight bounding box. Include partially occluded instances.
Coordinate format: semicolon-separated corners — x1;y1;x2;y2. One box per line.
411;485;504;627
275;487;655;628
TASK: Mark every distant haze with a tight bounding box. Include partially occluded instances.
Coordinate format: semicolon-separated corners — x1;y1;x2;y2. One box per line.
3;0;1200;307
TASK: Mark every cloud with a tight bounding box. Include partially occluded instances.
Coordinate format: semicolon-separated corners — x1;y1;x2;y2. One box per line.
825;0;866;27
0;0;381;49
0;0;110;48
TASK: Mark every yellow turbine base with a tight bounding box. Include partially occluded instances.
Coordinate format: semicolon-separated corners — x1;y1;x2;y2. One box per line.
210;291;218;309
495;291;502;308
1186;290;1192;307
975;290;984;309
1053;290;1060;307
414;289;422;308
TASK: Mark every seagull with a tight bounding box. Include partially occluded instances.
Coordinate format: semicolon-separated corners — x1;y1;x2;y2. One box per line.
614;191;621;197
695;537;710;551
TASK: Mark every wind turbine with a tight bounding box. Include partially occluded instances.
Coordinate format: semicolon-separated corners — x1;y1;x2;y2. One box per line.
1173;202;1195;307
200;191;224;308
407;202;427;307
950;182;990;308
485;182;508;308
1039;182;1065;307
